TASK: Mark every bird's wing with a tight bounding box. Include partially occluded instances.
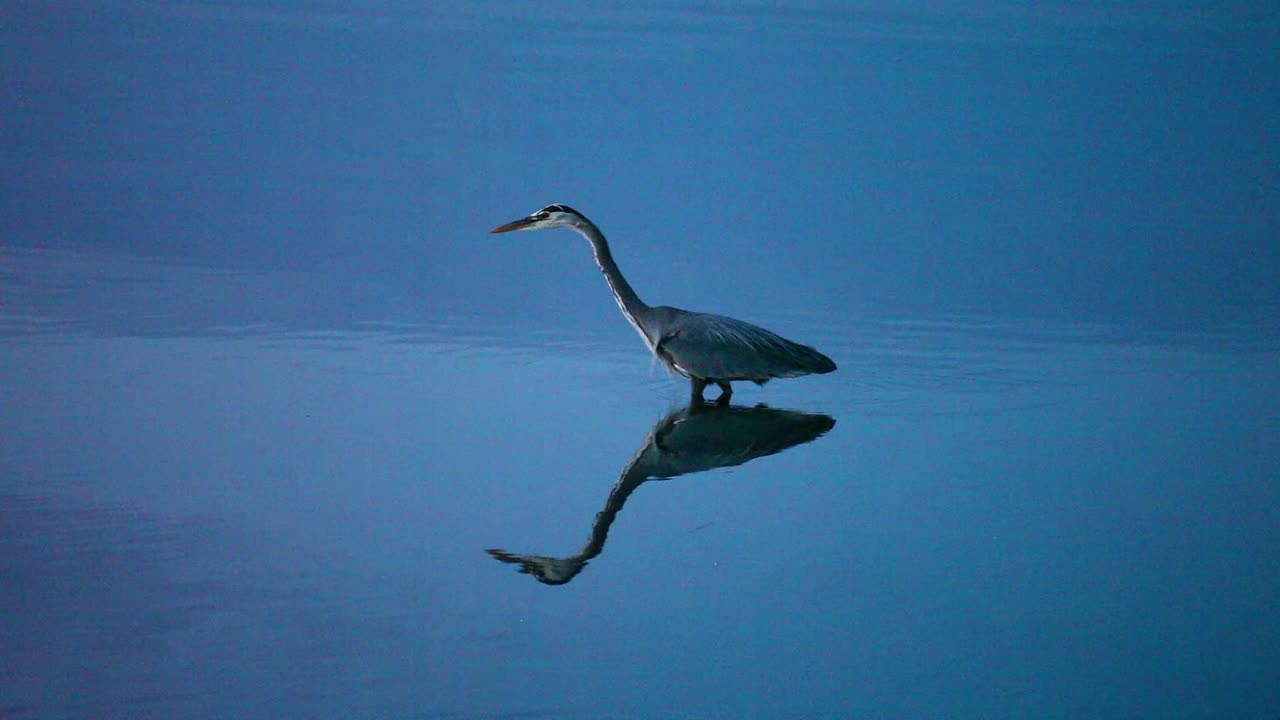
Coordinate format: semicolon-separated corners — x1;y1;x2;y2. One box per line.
656;313;836;381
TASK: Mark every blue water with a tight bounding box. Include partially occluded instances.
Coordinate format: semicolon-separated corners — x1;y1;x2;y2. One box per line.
3;4;1279;719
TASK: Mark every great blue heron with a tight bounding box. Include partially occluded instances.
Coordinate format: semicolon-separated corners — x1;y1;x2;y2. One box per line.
490;204;837;402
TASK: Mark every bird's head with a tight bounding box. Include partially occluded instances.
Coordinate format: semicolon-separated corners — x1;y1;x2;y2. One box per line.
489;203;586;234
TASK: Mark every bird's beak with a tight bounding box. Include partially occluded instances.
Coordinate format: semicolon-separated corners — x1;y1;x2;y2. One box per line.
489;215;538;234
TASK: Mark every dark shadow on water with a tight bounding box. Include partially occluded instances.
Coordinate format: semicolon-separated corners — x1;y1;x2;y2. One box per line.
487;402;836;585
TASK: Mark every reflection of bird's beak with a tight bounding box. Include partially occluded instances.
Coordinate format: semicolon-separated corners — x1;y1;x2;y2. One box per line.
489;216;538;234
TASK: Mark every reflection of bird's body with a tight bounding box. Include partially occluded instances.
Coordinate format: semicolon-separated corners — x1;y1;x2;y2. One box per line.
488;402;836;585
490;204;837;402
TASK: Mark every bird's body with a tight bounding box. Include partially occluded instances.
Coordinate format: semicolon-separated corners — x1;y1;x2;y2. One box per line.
490;204;836;402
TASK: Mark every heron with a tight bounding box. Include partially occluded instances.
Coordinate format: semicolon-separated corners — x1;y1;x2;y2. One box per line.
489;204;837;403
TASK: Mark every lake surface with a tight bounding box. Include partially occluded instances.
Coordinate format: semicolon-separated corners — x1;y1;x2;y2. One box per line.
3;3;1278;719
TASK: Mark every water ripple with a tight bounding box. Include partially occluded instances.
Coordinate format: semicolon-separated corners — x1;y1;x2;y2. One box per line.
4;246;1274;416
117;2;1279;55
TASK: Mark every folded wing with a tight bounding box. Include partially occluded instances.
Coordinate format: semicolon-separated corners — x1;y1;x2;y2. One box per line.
656;312;836;382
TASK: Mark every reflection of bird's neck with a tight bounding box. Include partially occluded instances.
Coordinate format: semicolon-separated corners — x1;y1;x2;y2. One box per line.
573;220;654;353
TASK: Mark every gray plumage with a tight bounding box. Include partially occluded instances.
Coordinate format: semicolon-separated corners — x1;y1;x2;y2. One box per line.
652;309;836;383
490;204;836;402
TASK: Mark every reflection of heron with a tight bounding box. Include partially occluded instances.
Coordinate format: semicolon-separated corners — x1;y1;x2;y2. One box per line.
490;204;837;403
487;403;835;585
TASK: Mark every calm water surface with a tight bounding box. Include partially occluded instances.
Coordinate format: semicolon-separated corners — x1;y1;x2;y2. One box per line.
3;2;1279;719
3;249;1277;718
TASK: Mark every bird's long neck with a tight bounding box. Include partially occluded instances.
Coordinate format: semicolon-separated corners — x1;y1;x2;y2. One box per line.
575;219;654;352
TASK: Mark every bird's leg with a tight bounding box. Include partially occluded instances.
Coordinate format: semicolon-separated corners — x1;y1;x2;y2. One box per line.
715;381;733;405
690;377;708;403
